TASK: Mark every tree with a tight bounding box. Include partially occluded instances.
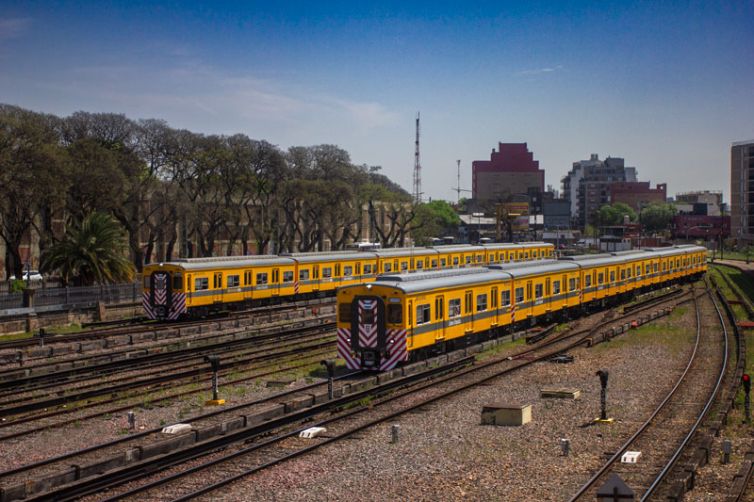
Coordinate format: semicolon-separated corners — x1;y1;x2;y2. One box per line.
40;212;135;286
640;203;676;233
411;200;461;245
0;105;67;279
597;203;636;227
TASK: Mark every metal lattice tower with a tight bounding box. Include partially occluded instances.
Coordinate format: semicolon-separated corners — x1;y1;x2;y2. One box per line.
413;112;422;205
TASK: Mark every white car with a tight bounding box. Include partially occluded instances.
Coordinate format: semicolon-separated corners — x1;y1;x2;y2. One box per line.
9;270;44;283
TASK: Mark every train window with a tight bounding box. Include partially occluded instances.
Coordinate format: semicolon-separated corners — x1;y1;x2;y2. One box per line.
654;263;659;272
362;306;376;324
388;304;402;324
464;291;472;313
627;268;631;278
620;269;626;280
344;266;353;277
645;265;651;274
533;251;538;258
227;275;240;287
441;258;447;267
534;285;543;299
585;275;592;287
384;263;392;273
501;290;511;306
553;281;561;295
416;304;431;325
609;271;615;283
416;261;424;270
477;254;483;263
569;278;578;291
662;262;667;271
283;271;294;283
524;252;529;259
338;303;352;323
465;256;471;264
172;275;182;290
432;260;438;268
364;264;373;274
449;298;461;317
195;277;209;290
299;269;310;281
322;267;332;278
453;257;459;266
256;273;268;285
598;273;604;284
476;294;488;311
515;287;524;303
636;266;641;276
401;261;408;271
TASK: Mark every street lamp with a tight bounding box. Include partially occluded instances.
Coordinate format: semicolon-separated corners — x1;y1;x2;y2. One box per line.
472;212;483;244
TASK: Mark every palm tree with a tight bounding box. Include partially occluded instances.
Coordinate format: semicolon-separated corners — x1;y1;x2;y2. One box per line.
41;212;135;286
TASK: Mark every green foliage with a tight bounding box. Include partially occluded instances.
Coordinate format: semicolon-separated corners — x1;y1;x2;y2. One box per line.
598;202;637;226
411;200;461;245
640;203;676;233
40;212;135;286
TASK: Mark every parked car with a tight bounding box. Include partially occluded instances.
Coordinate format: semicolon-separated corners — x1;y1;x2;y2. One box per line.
9;270;44;283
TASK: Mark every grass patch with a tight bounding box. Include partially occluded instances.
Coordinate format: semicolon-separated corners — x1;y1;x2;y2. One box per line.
476;335;527;361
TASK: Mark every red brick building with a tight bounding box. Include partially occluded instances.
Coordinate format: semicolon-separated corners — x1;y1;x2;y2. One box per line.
610;182;667;212
672;214;730;240
472;143;544;201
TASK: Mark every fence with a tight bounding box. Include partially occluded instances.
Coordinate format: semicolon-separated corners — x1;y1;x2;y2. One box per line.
0;282;141;314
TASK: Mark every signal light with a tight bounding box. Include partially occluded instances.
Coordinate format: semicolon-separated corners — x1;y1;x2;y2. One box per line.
743;374;751;394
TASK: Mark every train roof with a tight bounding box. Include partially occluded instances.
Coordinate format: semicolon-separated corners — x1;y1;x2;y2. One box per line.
369;268;508;294
371;248;438;258
281;251;361;263
168;256;296;270
429;244;485;253
489;261;579;277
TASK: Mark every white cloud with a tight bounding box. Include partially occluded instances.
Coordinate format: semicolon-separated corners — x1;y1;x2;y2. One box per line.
515;65;563;76
0;18;31;40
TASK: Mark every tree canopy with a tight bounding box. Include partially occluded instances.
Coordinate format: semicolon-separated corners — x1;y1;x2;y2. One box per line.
597;203;637;226
640;203;676;233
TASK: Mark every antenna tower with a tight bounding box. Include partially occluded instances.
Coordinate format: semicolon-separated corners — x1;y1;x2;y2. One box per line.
452;159;471;204
413;112;422;205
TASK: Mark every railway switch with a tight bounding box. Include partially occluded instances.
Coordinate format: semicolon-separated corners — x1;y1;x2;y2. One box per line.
204;354;225;406
321;360;336;400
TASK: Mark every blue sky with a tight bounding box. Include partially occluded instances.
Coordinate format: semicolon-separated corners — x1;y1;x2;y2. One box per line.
1;1;752;203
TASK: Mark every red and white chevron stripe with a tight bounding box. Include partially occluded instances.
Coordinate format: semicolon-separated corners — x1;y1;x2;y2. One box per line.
379;329;407;371
337;327;359;370
168;293;186;320
511;304;517;323
294;281;300;294
153;273;168;305
358;299;378;348
142;291;155;319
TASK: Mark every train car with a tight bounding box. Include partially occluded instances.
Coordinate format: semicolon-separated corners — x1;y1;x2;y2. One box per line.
337;245;707;371
143;242;554;320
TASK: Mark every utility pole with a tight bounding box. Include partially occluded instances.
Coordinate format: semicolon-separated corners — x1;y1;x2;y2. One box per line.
413;112;422;205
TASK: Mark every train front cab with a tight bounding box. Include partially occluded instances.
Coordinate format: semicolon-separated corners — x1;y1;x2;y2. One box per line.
336;284;408;371
142;264;186;320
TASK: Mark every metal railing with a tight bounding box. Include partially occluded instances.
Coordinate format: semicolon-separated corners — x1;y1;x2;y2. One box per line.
0;282;140;314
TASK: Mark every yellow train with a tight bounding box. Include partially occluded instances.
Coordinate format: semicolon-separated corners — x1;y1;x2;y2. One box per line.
142;242;554;320
336;245;707;371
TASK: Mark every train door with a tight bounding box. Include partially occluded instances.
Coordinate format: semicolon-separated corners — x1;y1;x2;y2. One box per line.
272;268;280;296
186;274;192;301
490;286;499;326
545;278;551;312
243;270;252;299
313;265;320;291
526;281;532;319
407;299;414;348
435;295;445;340
212;272;223;303
464;290;473;331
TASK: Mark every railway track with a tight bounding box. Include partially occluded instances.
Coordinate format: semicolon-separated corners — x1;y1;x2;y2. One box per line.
0;298;334;353
569;284;729;501
0;283;695;501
